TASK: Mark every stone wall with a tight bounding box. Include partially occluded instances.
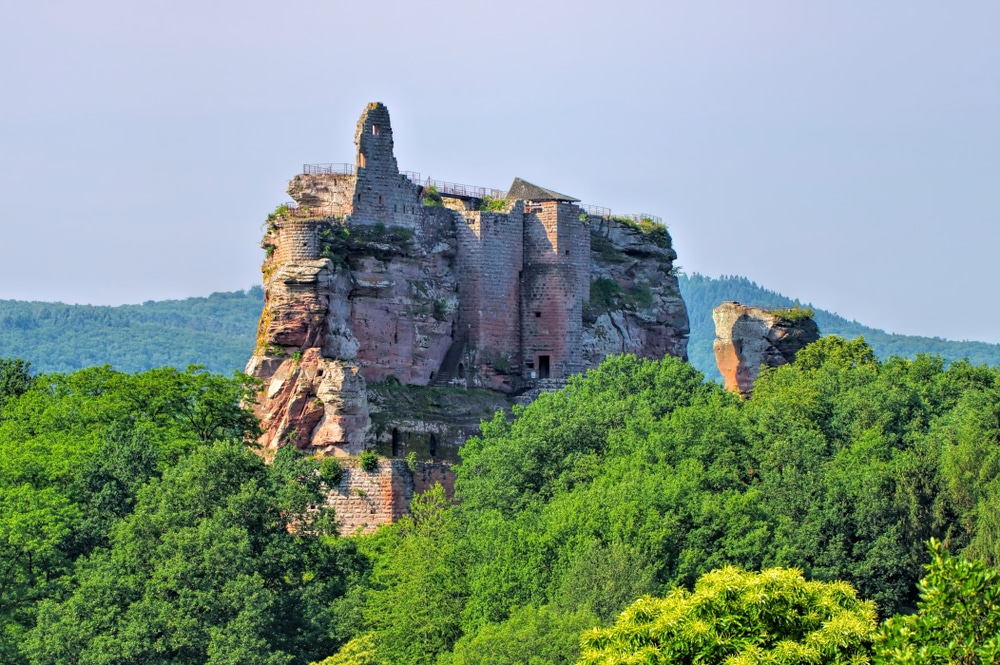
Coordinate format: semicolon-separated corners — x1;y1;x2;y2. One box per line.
273;219;323;264
325;458;455;535
456;206;524;390
287;173;357;216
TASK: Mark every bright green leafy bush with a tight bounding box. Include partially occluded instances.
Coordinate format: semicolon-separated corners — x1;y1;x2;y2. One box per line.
579;566;877;665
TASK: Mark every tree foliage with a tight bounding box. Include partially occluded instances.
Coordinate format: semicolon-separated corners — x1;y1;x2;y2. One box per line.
578;567;877;665
875;539;1000;664
24;442;364;665
7;335;1000;664
0;362;365;665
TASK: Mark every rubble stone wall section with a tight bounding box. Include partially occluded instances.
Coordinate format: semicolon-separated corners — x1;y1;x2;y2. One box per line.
521;264;579;379
287;173;357;216
326;458;455;535
519;202;587;378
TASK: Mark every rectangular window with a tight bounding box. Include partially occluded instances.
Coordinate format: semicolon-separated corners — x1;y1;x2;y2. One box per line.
538;355;550;379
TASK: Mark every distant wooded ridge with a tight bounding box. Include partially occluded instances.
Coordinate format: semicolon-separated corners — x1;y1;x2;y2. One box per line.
0;287;262;375
2;277;999;378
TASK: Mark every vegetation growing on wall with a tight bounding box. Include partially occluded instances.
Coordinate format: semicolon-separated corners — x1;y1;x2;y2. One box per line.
610;216;672;249
422;185;444;207
477;195;507;213
320;222;416;267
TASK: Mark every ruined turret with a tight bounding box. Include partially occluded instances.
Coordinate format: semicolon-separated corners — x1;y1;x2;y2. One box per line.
713;301;819;396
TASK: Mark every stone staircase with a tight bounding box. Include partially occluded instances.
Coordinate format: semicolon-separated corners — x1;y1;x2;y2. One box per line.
429;337;466;387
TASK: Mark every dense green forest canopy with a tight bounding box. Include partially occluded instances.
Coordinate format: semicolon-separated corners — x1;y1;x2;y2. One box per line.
316;342;1000;664
0;287;262;375
679;273;1000;380
3;334;1000;663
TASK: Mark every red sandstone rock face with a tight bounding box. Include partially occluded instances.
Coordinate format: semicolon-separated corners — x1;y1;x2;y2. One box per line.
712;301;820;395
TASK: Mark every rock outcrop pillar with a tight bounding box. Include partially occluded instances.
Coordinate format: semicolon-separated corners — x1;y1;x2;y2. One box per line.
713;301;819;396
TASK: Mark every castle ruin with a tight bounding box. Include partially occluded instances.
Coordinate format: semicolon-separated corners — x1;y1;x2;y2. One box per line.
246;102;689;529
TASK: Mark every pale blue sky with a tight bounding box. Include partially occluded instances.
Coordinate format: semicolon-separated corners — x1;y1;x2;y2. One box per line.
1;1;997;342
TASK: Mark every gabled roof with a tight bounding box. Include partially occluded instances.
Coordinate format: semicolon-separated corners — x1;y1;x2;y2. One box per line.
506;177;580;203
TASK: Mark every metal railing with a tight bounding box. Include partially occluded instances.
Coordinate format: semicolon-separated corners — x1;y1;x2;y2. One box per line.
303;163;355;176
295;165;664;225
424;178;506;200
581;204;611;218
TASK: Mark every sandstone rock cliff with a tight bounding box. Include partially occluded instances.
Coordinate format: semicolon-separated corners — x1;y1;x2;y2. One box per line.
583;217;688;366
245;102;689;461
713;301;819;395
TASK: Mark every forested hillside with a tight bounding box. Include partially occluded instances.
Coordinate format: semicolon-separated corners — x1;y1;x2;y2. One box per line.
4;345;999;664
0;287;262;374
680;273;1000;380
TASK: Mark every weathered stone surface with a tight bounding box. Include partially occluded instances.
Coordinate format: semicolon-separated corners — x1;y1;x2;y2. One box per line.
712;301;820;395
325;458;455;535
582;217;689;366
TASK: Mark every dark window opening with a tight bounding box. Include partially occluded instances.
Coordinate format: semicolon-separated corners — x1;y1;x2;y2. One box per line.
429;434;438;457
539;355;551;379
565;249;570;255
457;362;465;379
392;428;401;457
534;311;541;318
317;368;324;377
356;193;361;203
378;195;383;205
526;361;535;369
430;371;435;380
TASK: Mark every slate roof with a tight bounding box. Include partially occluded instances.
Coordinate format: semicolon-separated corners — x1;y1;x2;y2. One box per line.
506;177;580;202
